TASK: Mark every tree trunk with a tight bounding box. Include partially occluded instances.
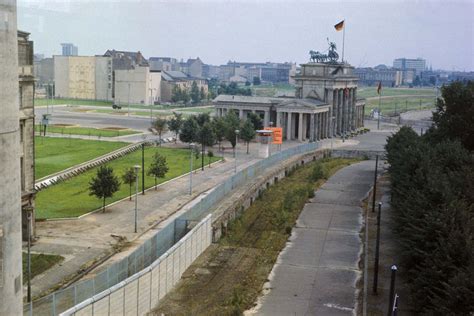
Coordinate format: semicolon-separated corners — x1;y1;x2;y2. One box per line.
129;184;132;201
159;131;162;146
103;197;106;212
247;141;249;154
209;157;211;167
155;177;157;190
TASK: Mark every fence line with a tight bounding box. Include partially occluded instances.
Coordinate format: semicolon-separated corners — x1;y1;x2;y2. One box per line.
24;142;319;316
59;214;212;316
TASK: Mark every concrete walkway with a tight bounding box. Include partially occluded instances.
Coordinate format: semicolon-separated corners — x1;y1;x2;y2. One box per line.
254;160;375;315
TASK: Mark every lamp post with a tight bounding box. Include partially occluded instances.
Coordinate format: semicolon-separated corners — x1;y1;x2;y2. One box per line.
25;207;33;303
189;143;195;195
127;83;131;117
331;116;335;152
149;88;156;124
234;129;240;173
133;165;140;233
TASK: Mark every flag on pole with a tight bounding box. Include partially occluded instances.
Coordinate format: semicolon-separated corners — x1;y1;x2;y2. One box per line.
377;81;382;95
334;20;345;31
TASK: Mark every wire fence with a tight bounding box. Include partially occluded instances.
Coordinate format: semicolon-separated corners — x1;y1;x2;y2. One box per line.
24;141;319;316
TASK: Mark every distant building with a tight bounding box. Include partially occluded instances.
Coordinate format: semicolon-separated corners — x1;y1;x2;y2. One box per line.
114;67;161;105
34;57;54;87
61;43;78;56
54;55;113;100
393;58;426;75
354;67;402;87
18;31;36;240
160;70;208;102
210;60;296;83
149;57;178;72
179;57;204;78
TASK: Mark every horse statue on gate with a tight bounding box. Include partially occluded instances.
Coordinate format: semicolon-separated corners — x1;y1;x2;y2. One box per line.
309;39;340;64
309;50;328;63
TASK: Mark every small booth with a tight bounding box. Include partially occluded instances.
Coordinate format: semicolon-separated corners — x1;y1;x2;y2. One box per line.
256;129;273;158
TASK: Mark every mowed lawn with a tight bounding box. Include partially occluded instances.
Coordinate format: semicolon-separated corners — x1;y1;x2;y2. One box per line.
36;147;221;219
357;87;436;99
365;95;436;115
35;125;140;137
35;137;127;179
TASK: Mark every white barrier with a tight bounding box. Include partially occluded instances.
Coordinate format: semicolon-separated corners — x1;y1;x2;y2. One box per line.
59;214;212;316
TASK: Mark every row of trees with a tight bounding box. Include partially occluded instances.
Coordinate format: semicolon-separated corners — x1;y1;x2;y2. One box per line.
171;81;209;104
385;81;474;314
88;152;169;212
217;82;252;96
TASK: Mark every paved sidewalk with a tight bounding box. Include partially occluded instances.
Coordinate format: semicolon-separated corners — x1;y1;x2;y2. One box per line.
253;160;375;315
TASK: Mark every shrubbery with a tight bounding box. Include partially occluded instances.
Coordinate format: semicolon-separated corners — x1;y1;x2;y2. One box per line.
385;81;474;314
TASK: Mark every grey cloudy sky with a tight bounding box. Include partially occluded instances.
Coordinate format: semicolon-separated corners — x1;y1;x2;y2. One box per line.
18;0;474;70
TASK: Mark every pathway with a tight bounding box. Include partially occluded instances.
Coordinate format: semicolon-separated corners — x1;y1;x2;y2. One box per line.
253;160;375;315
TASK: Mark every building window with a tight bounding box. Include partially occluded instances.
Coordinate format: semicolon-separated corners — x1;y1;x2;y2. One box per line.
20;121;24;143
20;157;25;191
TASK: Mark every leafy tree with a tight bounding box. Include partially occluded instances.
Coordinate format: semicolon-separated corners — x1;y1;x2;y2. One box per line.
413;75;421;86
223;111;241;150
182;89;190;104
217;82;253;96
168;112;183;143
207;150;214;167
196;113;211;127
122;167;136;201
245;81;251;86
147;152;169;190
179;116;199;143
191;81;200;104
211;116;226;151
150;117;168;145
247;112;264;130
426;81;474;151
197;122;216;170
253;76;261;85
240;119;256;154
89;165;120;212
171;85;181;103
200;86;206;101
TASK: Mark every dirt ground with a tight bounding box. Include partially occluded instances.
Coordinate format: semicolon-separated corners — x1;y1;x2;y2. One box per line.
363;173;416;316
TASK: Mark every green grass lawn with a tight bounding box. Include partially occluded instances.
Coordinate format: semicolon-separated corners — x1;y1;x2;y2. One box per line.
35;125;140;138
93;109;173;117
36;147;221;219
365;95;436;115
22;253;64;283
175;107;214;114
35;98;183;110
35;137;127;179
357;87;436;99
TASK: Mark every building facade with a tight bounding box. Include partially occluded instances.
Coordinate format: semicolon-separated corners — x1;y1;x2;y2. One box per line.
214;62;365;142
393;58;426;75
0;2;27;311
54;55;113;100
114;67;161;105
61;43;78;56
354;67;402;87
18;31;36;240
160;70;208;102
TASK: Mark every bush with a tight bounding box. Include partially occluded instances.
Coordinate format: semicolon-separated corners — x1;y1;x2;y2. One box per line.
309;163;326;182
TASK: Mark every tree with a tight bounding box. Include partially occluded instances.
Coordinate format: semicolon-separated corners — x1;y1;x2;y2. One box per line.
147;152;169;190
207;150;214;167
171;85;181;103
247;112;264;130
197;122;216;170
89;165;120;212
179;116;199;143
223;111;241;151
191;81;200;104
211;116;226;151
200;87;206;101
150;117;168;145
240;119;256;154
122;167;136;201
253;76;261;85
196;113;211;127
245;81;251;86
181;89;190;104
168;112;183;143
427;81;474;151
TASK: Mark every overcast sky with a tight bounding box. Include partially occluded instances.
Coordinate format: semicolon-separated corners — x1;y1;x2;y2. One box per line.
18;0;474;71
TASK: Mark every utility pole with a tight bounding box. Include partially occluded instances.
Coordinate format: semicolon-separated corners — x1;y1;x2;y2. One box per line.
372;155;378;213
141;142;145;195
127;82;131;117
134;165;140;233
372;202;382;294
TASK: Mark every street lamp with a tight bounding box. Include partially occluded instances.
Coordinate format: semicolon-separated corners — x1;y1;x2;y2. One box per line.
25;206;33;303
234;129;240;173
133;165;140;233
189;143;195;195
331;116;335;152
127;83;131;117
149;88;157;124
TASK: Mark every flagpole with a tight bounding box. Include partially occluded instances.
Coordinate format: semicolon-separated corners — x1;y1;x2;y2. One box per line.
342;20;345;63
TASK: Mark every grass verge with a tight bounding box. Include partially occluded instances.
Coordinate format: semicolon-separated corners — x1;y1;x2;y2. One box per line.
22;253;64;283
36;147;221;219
35;125;140;138
151;157;361;315
35;137;127;179
357;87;436;99
364;95;435;115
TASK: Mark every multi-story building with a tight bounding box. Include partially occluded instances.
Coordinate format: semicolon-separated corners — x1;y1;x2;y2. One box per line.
149;57;178;72
179;57;204;78
34;57;53;88
18;31;36;240
354;67;402;87
393;58;426;75
54;55;113;100
114;67;161;105
61;43;78;56
160;70;208;102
